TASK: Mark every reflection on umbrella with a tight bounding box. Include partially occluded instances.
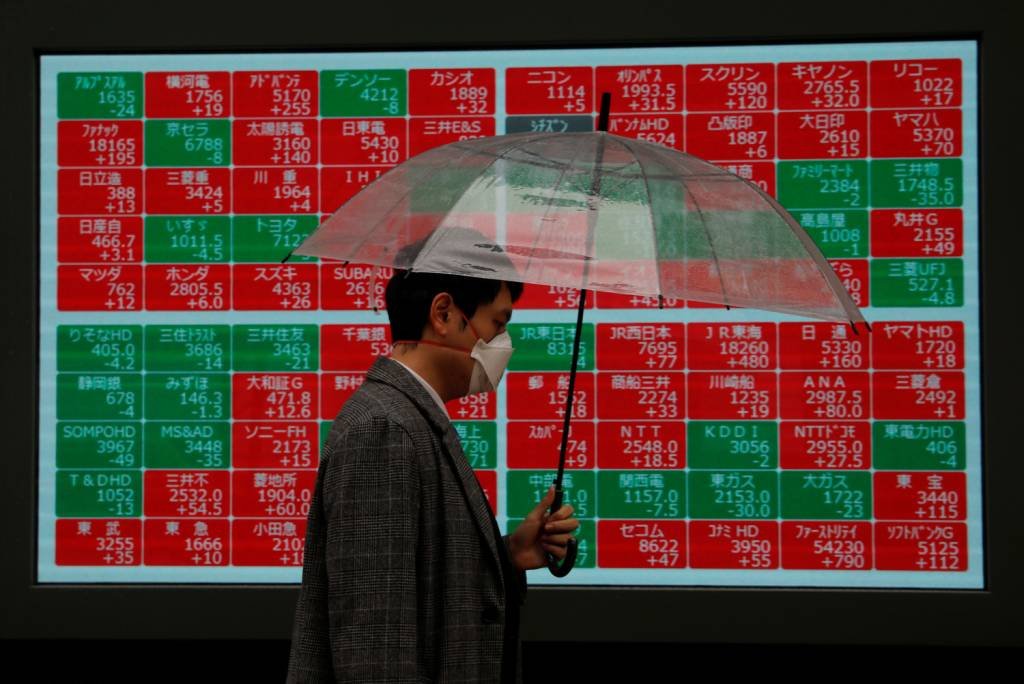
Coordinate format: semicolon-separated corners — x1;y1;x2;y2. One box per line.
288;93;867;577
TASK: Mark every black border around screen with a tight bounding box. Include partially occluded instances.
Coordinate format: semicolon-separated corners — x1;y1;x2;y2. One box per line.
3;0;1020;645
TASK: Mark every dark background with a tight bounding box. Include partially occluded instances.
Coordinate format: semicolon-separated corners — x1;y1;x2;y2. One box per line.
3;0;1021;677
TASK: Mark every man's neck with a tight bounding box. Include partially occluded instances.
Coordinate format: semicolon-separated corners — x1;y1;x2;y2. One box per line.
390;347;455;402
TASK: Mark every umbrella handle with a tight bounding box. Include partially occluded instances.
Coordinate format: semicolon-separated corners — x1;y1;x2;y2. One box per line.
545;486;578;577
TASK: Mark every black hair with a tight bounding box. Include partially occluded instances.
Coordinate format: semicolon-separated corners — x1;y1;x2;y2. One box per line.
384;229;524;342
385;271;523;342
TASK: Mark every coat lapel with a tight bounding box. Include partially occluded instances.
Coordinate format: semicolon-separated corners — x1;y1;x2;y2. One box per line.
365;357;505;584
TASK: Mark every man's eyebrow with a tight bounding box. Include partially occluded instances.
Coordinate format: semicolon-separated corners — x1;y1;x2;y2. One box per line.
500;309;512;323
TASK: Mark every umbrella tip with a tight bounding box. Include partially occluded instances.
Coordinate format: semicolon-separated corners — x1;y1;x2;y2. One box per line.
658;294;665;310
849;320;873;336
281;249;294;264
597;92;611;132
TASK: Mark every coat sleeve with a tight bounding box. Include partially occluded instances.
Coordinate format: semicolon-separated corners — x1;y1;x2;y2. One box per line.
287;417;421;682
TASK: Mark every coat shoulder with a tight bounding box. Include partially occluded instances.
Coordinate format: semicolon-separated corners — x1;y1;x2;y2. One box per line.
323;377;435;455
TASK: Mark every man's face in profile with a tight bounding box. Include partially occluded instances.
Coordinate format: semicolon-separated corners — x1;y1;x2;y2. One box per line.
451;281;515;396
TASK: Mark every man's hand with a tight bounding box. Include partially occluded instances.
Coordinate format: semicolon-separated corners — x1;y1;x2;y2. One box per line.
508;485;580;571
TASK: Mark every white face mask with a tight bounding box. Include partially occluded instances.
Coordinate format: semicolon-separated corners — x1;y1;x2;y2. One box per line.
466;327;514;394
389;303;515;395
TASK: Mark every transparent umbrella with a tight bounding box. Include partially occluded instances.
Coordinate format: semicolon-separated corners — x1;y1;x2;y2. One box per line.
288;95;867;576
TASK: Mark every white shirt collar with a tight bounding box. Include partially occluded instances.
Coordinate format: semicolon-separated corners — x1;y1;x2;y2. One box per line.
390;358;449;418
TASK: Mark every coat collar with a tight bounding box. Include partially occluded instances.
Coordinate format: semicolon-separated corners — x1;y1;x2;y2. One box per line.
366;356;451;432
366;356;505;582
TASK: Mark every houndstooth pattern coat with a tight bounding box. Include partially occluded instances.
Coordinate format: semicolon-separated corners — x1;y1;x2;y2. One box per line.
286;356;526;682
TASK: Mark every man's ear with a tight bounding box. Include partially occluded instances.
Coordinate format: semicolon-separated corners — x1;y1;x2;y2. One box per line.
429;292;454;336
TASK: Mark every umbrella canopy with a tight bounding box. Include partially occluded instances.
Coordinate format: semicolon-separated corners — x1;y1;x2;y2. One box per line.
292;130;865;326
290;123;868;577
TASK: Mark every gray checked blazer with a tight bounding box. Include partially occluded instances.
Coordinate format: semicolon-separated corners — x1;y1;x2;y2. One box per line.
286;356;527;682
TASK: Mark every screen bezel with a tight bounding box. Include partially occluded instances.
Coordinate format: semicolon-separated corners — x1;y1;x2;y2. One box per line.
5;0;1018;646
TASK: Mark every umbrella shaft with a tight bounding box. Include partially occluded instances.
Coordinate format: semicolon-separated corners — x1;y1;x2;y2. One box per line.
555;287;588;490
553;125;607;493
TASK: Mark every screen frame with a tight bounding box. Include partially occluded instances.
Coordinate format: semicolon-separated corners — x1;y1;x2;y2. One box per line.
4;0;1020;646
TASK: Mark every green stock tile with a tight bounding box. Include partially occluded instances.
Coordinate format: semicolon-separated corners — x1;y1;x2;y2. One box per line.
597;470;686;519
144;119;230;166
232;325;318;371
56;470;141;518
56;422;141;469
871;258;963;307
143;373;229;420
870;159;962;208
144;422;231;469
507;470;595;519
58;72;142;119
687;421;778;469
780;471;872;519
688;471;779;519
507;323;594;371
145;216;229;263
453;421;498;469
233;215;319;262
320;69;407;116
777;161;868;209
57;374;141;420
144;325;230;372
57;325;141;372
873;421;965;470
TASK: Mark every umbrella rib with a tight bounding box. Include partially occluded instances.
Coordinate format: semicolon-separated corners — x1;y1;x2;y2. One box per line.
446;132;576;167
580;132;611;292
515;138;641;178
520;132;595;283
742;178;866;324
329;144;479;265
447;138;722;182
642;141;863;323
501;134;577;165
641;141;732;309
412;131;563;274
612;135;666;303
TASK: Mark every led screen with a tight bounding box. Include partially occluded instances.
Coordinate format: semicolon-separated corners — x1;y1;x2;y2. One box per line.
38;40;980;587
